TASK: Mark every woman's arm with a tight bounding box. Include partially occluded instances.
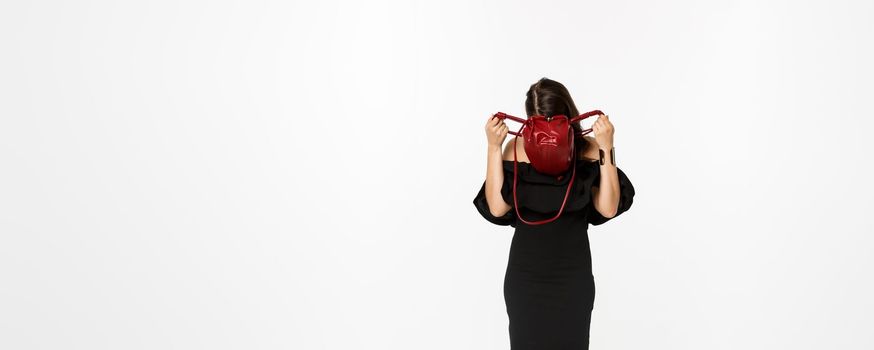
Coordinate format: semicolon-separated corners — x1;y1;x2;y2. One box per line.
484;143;512;217
592;156;620;218
483;115;512;217
590;115;620;218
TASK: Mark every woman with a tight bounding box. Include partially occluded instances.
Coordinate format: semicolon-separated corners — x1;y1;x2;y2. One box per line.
472;77;635;349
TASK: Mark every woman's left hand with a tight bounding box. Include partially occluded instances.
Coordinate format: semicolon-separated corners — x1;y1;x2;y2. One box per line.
592;114;615;149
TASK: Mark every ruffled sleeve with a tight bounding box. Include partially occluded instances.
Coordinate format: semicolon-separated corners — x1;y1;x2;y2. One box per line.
472;169;517;227
588;166;635;226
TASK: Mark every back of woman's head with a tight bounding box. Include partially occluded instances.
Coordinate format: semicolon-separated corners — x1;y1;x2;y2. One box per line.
525;77;588;148
525;77;580;119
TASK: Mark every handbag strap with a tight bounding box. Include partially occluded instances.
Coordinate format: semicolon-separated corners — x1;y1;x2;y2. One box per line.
509;120;578;226
495;110;602;137
569;109;604;124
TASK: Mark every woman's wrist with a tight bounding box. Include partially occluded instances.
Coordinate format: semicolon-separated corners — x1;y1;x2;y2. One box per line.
598;144;616;166
488;144;503;162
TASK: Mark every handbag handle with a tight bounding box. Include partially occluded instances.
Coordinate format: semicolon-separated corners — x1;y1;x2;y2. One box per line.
495;110;603;137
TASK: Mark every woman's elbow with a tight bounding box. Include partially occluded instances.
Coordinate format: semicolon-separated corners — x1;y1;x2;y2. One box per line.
490;207;510;218
487;199;512;218
594;199;619;218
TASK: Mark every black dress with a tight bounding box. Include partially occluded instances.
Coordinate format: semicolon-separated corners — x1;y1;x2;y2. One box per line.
472;157;635;349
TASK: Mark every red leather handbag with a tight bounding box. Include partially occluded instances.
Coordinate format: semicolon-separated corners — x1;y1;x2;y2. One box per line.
494;110;603;225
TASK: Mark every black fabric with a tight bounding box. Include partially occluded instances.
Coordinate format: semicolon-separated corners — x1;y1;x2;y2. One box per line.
472;159;635;349
587;162;636;226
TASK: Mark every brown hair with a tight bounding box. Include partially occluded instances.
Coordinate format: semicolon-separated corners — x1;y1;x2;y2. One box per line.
524;77;591;153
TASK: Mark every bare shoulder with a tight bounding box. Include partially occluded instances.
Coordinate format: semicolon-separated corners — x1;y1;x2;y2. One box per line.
502;136;530;162
578;136;600;163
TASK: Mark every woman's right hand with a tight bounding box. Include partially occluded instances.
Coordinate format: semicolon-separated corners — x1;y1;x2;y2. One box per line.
485;114;509;148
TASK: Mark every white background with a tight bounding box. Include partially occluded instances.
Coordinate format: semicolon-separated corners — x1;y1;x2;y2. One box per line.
1;0;872;349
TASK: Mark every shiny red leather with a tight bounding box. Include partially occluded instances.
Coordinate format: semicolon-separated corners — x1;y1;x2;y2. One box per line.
494;110;603;225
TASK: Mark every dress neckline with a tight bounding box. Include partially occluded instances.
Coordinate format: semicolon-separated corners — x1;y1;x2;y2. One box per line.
500;159;600;186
